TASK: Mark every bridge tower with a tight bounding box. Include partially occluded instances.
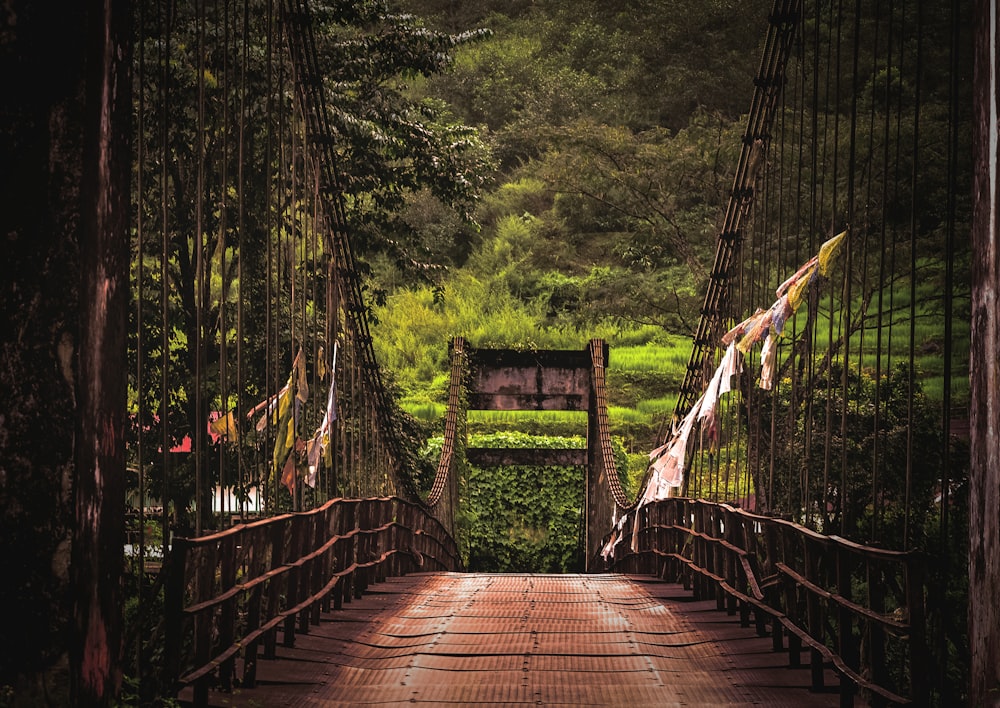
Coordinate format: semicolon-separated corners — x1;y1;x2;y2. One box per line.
431;339;619;570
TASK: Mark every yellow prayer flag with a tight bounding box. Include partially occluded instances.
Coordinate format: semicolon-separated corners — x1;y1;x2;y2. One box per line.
736;309;773;354
210;410;239;443
322;432;333;467
295;349;309;404
270;368;296;480
786;263;817;312
317;345;327;381
818;229;848;276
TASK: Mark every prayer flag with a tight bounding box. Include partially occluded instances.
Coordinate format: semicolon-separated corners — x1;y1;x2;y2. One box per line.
317;345;327;382
249;386;287;433
771;295;792;336
210;409;239;443
295;349;309;405
280;449;297;495
698;348;731;422
270;350;302;485
776;255;818;298
722;308;764;346
305;436;322;488
306;341;339;488
818;229;848;276
737;308;773;353
718;343;742;396
759;334;777;390
786;264;817;312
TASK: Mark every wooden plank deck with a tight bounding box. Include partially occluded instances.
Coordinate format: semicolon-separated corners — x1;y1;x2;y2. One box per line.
181;572;841;707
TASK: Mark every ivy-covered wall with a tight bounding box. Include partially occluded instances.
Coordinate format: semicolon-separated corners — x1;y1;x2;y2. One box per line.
424;431;633;573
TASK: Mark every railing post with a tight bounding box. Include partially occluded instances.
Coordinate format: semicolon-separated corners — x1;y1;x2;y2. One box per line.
330;502;344;611
782;527;802;668
867;558;887;708
190;544;216;707
836;545;856;708
263;521;285;659
763;521;783;651
242;525;266;688
283;516;301;647
714;507;725;610
724;510;739;618
667;500;682;583
388;499;399;578
344;501;358;604
397;502;411;576
218;534;238;691
361;499;372;594
162;538;189;698
653;503;667;579
907;555;929;706
805;538;825;692
314;507;329;621
690;505;702;599
375;499;388;583
298;514;314;634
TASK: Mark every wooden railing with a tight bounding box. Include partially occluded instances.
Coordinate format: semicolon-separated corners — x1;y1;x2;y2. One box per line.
163;497;461;705
598;498;927;707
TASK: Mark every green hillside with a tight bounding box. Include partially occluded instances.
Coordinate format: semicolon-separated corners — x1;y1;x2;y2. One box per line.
369;0;775;457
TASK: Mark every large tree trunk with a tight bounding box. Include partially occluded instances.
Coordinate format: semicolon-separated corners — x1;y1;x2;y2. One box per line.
0;1;131;704
72;0;132;704
970;1;1000;705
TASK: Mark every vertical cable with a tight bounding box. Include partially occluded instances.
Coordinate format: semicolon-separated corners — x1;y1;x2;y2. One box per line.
310;159;321;506
859;0;882;540
838;0;861;537
904;0;923;550
236;0;249;518
820;0;839;533
288;71;298;511
872;0;896;543
938;1;962;694
768;76;787;513
217;0;231;523
347;337;356;494
802;0;822;528
791;7;807;515
265;0;276;512
332;259;342;498
194;0;207;535
134;0;146;682
941;0;960;564
160;0;172;560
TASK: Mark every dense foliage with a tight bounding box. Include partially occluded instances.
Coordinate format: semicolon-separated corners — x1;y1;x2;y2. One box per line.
369;0;774;470
423;432;633;573
128;0;491;525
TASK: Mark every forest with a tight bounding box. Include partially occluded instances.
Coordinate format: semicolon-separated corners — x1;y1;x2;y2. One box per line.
121;0;782;572
366;0;776;570
0;0;979;704
116;0;969;576
365;0;969;576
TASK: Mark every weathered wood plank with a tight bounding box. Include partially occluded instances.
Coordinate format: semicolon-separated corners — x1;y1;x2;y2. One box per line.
179;573;840;708
466;447;588;467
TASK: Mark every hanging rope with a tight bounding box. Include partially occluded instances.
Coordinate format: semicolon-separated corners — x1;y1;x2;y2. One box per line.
662;0;967;574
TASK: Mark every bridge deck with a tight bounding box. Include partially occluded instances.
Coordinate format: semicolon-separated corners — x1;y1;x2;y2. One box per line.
184;572;840;707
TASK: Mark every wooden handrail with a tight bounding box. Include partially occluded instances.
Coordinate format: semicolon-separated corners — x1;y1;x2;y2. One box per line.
163;496;461;706
600;497;927;707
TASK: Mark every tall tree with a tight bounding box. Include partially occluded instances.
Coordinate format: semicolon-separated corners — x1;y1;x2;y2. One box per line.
970;0;1000;702
130;0;492;521
1;0;131;704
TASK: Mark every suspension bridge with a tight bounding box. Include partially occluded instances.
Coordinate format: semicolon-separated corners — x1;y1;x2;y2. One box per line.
2;0;996;706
